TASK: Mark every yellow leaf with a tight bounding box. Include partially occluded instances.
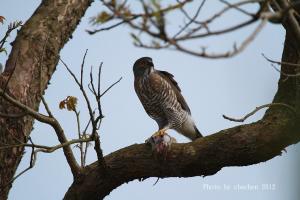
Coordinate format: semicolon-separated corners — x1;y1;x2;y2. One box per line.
0;16;5;24
97;11;111;23
59;100;66;109
66;96;78;111
123;9;132;18
59;96;78;111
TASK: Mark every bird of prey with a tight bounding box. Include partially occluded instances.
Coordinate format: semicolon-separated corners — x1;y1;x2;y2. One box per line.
133;57;202;143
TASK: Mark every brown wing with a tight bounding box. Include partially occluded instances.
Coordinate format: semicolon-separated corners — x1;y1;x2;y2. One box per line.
157;70;191;114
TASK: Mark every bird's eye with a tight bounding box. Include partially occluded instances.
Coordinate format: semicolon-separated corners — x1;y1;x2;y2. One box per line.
146;59;152;65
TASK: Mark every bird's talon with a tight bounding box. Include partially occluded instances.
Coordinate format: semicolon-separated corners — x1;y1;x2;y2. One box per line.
145;133;177;154
152;129;166;137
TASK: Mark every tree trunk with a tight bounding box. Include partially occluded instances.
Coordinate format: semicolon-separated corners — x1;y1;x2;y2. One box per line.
0;1;93;199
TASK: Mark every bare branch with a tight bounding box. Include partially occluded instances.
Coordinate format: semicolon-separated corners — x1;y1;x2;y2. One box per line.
262;53;300;78
166;18;267;58
0;21;22;51
100;77;122;97
74;109;84;167
0;137;36;192
219;0;256;17
262;53;300;67
0;135;93;193
173;0;206;39
87;18;136;34
91;0;271;58
80;49;88;86
0;88;52;124
59;55;117;168
82;119;92;166
60;57;95;128
186;0;262;25
41;96;53;117
222;103;295;122
0;87;81;177
270;63;300;77
0;137;93;153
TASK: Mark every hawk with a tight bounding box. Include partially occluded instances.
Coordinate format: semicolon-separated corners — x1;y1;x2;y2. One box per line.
133;57;202;141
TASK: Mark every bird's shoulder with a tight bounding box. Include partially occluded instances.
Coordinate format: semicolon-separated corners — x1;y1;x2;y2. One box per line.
156;70;181;92
156;70;191;114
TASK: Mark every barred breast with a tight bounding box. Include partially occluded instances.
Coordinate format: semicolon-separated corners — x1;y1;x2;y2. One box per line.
134;71;188;130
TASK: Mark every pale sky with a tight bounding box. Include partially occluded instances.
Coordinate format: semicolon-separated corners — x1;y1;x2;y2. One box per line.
1;1;299;200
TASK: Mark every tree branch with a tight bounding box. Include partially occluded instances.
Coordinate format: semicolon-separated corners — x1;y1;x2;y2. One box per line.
0;21;22;52
0;137;93;153
0;88;81;177
64;114;299;200
222;103;295;122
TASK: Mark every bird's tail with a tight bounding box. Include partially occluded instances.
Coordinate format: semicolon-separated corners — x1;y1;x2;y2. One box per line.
193;125;203;140
180;116;203;141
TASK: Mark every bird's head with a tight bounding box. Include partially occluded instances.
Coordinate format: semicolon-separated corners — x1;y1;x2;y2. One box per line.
133;57;154;77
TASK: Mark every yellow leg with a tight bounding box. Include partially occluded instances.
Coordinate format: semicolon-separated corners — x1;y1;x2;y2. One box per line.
152;127;168;137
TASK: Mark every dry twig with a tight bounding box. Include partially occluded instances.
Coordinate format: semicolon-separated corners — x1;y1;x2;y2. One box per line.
223;103;295;122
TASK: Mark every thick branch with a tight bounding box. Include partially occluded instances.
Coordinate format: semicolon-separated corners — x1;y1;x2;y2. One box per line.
64;114;299;200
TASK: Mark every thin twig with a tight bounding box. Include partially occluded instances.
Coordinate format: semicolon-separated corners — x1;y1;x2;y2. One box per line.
223;103;295;122
80;49;88;86
74;109;84;167
87;18;136;34
1;137;36;191
82;118;92;166
173;0;206;39
41;96;53;117
60;57;96;128
270;64;300;77
169;18;267;58
60;56;111;166
262;53;300;77
100;77;123;97
0;137;93;152
97;63;104;119
0;87;81;177
96;0;286;58
262;53;300;67
88;0;190;34
219;0;255;17
0;21;22;50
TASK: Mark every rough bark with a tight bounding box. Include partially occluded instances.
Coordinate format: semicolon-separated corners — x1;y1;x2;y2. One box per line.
63;20;300;200
0;1;93;199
